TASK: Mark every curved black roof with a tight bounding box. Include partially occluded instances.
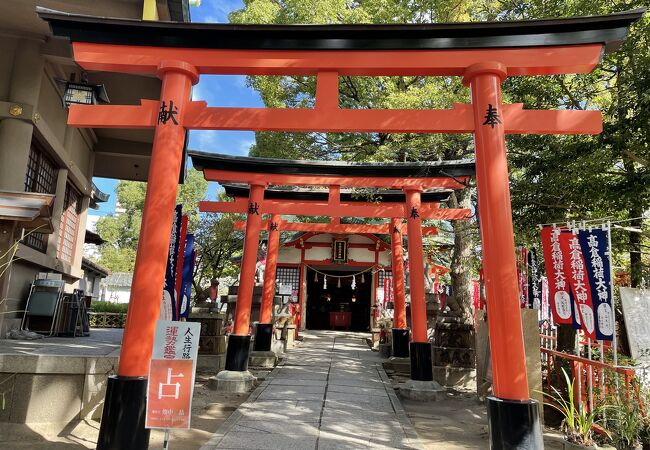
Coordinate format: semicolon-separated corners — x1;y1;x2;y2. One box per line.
37;7;644;53
189;151;475;179
222;183;451;203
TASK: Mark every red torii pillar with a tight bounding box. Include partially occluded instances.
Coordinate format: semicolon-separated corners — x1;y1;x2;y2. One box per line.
253;214;281;354
403;188;437;383
390;218;409;358
96;61;198;449
222;183;265;377
465;63;539;445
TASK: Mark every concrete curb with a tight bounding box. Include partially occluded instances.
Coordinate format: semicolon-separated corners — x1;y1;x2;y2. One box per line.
377;363;425;449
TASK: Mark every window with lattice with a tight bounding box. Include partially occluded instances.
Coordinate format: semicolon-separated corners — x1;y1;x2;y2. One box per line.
276;266;300;294
23;140;57;252
57;183;82;263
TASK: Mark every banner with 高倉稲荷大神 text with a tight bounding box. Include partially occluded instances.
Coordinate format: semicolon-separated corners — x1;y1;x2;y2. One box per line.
577;228;614;341
540;227;574;325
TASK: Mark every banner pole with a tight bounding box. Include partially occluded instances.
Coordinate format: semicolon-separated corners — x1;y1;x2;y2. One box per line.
587;338;594;411
606;221;620;395
606;221;619;369
575;333;582;406
163;429;169;450
600;339;607;425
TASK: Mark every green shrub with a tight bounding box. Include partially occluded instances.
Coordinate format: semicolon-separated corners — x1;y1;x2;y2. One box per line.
90;301;128;314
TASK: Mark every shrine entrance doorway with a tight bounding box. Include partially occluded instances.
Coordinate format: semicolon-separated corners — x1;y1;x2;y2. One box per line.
305;267;372;332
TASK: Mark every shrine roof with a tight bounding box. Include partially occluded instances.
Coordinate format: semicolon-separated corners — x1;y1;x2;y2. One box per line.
222;183;452;203
38;7;644;53
189;151;475;179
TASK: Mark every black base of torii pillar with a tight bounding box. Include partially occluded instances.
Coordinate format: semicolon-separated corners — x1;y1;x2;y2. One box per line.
253;323;273;352
487;396;543;448
97;376;150;450
391;328;410;358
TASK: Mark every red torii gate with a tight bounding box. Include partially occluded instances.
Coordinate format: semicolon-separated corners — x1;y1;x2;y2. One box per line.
192;152;473;377
224;182;471;358
38;7;643;450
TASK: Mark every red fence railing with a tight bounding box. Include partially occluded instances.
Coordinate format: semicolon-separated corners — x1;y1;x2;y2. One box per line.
540;347;640;413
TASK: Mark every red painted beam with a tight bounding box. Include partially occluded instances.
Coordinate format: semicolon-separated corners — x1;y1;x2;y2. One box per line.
185;102;601;134
72;42;603;77
68;100;159;129
233;220;440;235
202;170;467;190
200;199;471;220
67;101;602;135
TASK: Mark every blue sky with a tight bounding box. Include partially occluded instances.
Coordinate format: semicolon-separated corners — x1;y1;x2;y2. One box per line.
92;0;262;215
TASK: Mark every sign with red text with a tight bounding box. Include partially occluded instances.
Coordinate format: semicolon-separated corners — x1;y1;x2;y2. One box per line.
540;227;573;324
146;320;200;430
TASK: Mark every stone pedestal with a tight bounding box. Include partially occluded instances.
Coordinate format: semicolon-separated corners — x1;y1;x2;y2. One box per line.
283;324;296;350
370;327;381;347
208;370;256;393
433;315;475;368
432;366;476;389
249;350;277;369
196;354;226;373
397;379;445;401
188;311;226;356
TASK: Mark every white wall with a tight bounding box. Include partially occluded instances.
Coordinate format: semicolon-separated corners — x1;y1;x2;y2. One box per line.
102;286;130;304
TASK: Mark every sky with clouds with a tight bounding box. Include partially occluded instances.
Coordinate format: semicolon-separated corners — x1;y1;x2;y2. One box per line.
92;0;262;216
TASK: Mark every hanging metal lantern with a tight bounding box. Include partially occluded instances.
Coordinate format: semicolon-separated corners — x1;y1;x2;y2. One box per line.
57;73;110;109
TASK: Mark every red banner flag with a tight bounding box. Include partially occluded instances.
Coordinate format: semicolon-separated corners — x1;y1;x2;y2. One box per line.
540;227;573;324
561;231;597;340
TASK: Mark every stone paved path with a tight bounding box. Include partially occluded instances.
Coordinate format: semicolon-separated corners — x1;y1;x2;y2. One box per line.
202;331;421;449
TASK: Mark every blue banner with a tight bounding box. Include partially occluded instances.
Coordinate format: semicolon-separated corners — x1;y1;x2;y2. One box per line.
161;204;182;320
578;229;614;341
179;234;195;320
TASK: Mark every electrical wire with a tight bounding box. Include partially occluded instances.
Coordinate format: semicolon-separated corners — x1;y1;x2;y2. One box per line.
536;216;648;229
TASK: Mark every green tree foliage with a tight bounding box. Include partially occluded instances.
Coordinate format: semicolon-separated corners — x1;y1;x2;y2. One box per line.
95;169;208;272
230;0;484;322
229;0;650;306
488;0;650;286
192;211;243;296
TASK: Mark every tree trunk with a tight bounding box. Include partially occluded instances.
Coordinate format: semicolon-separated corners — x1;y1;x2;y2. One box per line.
446;188;475;325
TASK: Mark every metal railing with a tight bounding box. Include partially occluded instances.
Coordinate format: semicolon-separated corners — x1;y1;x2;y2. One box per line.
89;311;126;328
